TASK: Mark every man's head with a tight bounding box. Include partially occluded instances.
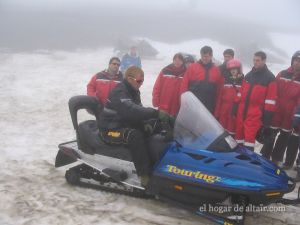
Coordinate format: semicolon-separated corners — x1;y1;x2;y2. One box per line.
108;57;121;75
184;54;195;68
291;51;300;72
130;46;137;56
223;49;234;63
200;46;213;65
125;66;144;90
253;51;267;69
173;53;184;68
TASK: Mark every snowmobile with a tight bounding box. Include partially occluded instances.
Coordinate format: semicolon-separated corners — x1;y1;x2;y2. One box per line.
55;92;300;225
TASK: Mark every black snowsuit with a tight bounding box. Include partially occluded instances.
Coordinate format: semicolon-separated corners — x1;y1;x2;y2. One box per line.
99;80;158;176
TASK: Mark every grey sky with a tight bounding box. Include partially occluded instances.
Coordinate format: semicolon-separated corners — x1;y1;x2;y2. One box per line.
1;0;299;61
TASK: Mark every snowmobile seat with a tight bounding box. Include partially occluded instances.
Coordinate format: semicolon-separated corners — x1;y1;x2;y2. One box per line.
68;95;170;163
67;95;132;161
78;120;132;161
78;120;170;163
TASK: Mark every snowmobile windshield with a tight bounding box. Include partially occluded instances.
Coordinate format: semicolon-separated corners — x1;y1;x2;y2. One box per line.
174;92;237;152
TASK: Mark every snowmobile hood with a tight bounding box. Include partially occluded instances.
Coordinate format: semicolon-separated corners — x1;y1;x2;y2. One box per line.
154;92;291;193
155;143;290;192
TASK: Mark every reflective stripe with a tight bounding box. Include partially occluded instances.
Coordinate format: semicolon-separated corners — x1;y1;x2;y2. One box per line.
162;74;183;79
293;80;300;85
281;128;292;132
103;107;117;115
120;98;132;102
224;84;233;87
292;132;299;137
237;93;241;97
295;114;300;118
244;142;255;147
270;126;278;129
279;77;291;82
236;139;244;144
163;74;176;78
235;85;241;88
96;79;121;83
226;130;235;135
265;99;276;105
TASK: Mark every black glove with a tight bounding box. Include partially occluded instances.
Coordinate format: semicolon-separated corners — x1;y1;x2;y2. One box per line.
231;103;239;117
293;116;300;129
262;110;273;127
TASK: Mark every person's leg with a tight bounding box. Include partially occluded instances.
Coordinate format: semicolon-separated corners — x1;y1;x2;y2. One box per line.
260;128;278;159
235;115;245;145
100;128;152;186
296;136;300;182
126;129;153;176
243;118;261;151
283;132;299;169
271;130;290;164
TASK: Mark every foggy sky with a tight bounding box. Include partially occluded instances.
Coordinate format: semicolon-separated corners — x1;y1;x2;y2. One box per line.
1;0;300;61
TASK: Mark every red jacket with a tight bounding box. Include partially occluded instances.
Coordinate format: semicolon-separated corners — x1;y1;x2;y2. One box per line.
87;70;123;105
236;65;277;125
271;67;300;130
215;72;244;133
180;61;223;113
152;64;186;116
235;65;277;145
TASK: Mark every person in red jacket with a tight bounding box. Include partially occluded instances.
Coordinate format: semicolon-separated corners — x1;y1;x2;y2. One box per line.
152;53;186;116
260;51;300;168
215;59;244;135
87;57;123;105
180;46;223;113
235;51;277;151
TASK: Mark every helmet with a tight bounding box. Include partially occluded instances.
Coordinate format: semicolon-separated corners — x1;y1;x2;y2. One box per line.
291;50;300;65
226;59;242;70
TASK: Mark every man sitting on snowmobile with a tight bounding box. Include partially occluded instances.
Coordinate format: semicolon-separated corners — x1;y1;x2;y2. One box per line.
98;66;173;186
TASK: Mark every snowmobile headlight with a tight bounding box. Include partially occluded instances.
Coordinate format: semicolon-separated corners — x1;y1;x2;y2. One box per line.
266;192;281;197
276;169;281;175
174;185;183;191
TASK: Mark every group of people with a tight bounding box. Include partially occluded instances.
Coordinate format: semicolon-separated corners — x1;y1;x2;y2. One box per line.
86;46;300;185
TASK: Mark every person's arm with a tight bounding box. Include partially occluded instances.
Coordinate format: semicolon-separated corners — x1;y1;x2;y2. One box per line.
179;66;192;95
263;79;277;127
120;54;128;72
138;56;142;68
152;71;163;107
111;89;158;122
87;75;97;97
293;104;300;128
214;68;224;118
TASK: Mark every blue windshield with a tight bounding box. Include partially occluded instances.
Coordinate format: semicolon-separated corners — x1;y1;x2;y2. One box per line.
174;92;237;150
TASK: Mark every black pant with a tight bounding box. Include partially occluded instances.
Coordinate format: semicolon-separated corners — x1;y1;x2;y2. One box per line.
271;130;290;162
260;128;278;159
272;130;299;166
284;134;299;166
100;128;153;176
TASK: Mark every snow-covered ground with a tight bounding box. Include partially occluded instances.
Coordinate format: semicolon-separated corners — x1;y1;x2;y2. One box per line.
0;36;300;225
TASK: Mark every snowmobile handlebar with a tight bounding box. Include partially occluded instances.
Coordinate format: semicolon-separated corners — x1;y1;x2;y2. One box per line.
68;95;102;131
